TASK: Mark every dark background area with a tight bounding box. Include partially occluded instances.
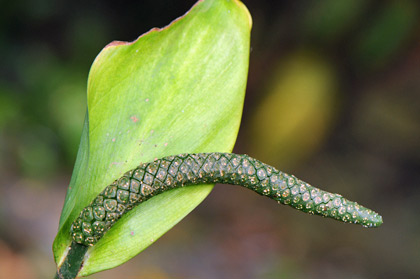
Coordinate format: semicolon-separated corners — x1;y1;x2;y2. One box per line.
1;0;420;278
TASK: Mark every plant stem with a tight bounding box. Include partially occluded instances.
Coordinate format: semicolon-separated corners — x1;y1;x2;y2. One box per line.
54;241;88;279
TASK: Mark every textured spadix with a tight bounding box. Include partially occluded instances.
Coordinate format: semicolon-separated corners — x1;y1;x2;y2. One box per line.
71;153;383;246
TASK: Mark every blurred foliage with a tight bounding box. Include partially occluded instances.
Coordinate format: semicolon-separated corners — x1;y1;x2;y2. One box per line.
352;0;419;70
247;51;338;168
1;0;420;278
302;0;368;43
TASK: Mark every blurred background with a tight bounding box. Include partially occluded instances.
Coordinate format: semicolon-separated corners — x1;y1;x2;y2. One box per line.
1;0;420;278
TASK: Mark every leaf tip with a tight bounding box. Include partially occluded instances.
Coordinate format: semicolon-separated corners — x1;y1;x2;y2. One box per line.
233;0;253;29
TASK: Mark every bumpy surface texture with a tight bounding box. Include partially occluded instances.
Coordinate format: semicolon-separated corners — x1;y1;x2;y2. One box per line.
71;153;382;246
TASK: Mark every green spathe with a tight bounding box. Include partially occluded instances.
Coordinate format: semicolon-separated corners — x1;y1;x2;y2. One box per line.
53;0;251;276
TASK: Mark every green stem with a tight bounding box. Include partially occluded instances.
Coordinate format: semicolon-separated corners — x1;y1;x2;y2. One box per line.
54;241;88;279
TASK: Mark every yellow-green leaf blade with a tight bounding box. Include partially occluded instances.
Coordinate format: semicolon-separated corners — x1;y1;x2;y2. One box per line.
53;0;251;276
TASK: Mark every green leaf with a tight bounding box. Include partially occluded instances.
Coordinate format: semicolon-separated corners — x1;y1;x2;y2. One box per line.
52;0;251;276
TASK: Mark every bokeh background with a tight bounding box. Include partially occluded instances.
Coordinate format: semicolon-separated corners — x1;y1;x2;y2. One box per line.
1;0;420;278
